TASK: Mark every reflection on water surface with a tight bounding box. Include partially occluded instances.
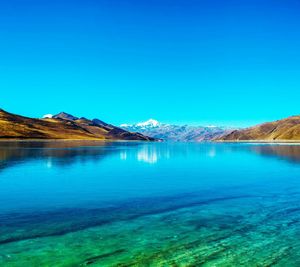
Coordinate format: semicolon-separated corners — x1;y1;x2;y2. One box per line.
1;142;300;266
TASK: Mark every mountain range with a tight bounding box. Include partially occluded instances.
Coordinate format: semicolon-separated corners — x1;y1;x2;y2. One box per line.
217;115;300;142
2;109;300;142
120;119;234;141
0;109;156;141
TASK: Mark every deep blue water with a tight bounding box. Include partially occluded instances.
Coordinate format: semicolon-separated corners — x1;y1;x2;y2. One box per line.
1;141;300;266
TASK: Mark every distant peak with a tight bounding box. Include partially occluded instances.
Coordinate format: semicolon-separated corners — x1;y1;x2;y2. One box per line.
120;123;130;127
57;112;71;116
120;119;161;129
53;112;78;121
42;114;53;119
136;119;160;128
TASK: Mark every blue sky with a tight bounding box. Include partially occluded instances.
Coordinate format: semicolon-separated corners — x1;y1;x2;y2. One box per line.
1;0;300;127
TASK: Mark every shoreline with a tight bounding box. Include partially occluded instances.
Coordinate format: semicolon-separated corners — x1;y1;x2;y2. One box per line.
214;140;300;144
1;139;300;144
0;138;157;143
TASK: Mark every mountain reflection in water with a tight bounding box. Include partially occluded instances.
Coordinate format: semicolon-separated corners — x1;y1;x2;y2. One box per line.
2;142;300;266
1;142;300;171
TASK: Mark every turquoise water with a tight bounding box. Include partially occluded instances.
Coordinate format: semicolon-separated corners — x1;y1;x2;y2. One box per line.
1;141;300;266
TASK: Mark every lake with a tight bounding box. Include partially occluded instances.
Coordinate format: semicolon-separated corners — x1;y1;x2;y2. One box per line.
1;141;300;266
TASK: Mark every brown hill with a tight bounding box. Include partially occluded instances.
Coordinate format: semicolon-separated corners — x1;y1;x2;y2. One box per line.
217;115;300;142
0;109;156;141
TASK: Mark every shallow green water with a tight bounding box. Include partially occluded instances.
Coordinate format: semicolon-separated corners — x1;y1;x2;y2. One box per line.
1;141;300;266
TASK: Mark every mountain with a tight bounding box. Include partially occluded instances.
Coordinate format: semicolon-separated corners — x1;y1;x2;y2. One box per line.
0;109;156;141
53;112;78;121
217;115;300;142
92;118;108;127
121;119;233;141
120;119;161;131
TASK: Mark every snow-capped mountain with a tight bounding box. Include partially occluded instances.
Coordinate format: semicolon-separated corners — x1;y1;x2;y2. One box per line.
42;114;53;119
121;119;160;129
136;119;160;128
121;119;235;142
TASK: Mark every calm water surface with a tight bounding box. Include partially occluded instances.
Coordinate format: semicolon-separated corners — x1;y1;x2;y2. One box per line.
1;141;300;266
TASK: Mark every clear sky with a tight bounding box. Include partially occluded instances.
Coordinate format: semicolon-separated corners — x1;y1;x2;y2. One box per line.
1;0;300;127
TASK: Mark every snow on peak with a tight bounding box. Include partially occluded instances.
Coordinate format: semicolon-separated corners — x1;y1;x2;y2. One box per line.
120;119;161;129
120;123;130;127
136;119;160;128
43;114;53;119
